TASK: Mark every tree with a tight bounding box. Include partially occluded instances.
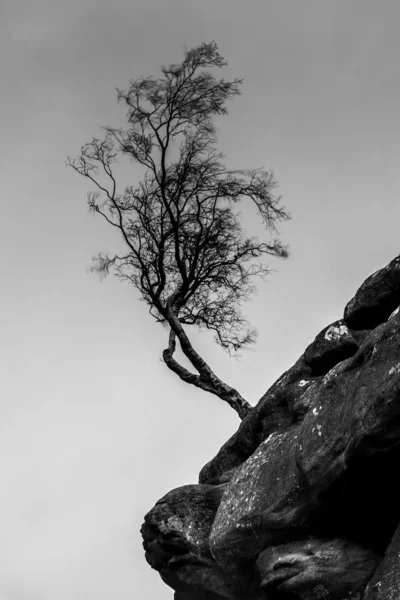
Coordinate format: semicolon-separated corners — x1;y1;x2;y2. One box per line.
68;41;290;420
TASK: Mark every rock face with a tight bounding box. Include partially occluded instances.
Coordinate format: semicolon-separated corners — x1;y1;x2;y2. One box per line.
142;255;400;600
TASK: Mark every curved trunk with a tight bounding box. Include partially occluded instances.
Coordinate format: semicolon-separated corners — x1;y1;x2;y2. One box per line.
163;327;252;420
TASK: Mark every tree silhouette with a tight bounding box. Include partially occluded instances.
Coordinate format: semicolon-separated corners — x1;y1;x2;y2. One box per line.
69;41;290;419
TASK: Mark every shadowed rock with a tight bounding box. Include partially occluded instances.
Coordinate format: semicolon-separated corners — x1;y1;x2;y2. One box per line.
344;255;400;329
303;319;359;375
257;538;379;599
174;592;228;600
198;355;313;485
141;484;231;597
364;520;400;600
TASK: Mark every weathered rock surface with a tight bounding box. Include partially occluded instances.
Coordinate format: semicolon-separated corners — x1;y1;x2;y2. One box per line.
141;485;231;597
363;520;400;600
303;320;359;375
142;255;400;600
344;255;400;329
257;538;379;599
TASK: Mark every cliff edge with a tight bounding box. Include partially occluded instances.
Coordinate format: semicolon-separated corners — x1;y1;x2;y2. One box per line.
142;255;400;600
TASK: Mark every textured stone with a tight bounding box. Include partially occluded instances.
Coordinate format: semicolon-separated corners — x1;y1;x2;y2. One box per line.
210;429;309;576
142;255;400;600
344;254;400;329
304;319;359;375
364;520;400;600
141;485;230;596
257;538;379;599
199;355;313;485
296;312;400;496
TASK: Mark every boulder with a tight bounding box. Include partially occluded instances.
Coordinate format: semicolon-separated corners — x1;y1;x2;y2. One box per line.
199;355;313;485
364;520;400;600
257;538;379;599
141;484;231;597
344;254;400;329
142;255;400;600
303;319;359;375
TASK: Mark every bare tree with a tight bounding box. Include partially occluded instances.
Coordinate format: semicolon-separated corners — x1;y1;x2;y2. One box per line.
68;41;290;419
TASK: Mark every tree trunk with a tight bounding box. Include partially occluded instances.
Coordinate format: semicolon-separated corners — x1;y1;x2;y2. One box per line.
163;327;252;419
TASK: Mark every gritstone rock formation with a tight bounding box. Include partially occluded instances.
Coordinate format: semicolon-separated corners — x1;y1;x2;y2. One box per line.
141;255;400;600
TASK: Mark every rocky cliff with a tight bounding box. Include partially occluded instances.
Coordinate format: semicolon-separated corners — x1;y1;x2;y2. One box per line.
141;255;400;600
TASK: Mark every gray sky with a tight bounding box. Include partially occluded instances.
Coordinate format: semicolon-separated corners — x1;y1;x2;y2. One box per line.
1;1;400;598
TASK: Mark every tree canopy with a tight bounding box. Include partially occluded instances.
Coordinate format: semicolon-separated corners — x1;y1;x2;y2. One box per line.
69;41;290;419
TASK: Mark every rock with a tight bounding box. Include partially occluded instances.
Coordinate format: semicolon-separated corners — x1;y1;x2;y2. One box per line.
364;520;400;600
141;485;231;597
257;538;379;599
174;592;227;600
199;355;313;485
142;255;400;600
296;313;400;496
344;254;400;329
209;429;310;580
304;319;359;375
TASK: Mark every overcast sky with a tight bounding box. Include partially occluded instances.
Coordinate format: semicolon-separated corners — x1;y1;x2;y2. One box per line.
1;1;400;599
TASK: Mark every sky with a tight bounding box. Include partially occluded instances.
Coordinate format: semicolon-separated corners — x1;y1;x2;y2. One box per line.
1;1;400;598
